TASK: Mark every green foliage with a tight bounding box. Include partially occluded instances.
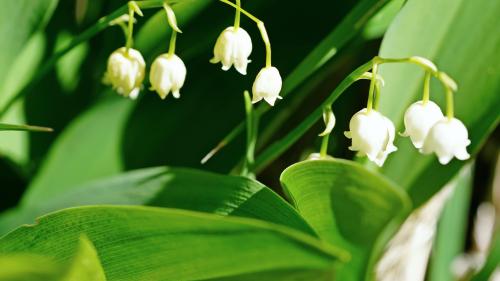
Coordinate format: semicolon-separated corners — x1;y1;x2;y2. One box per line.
281;159;411;281
378;0;500;207
472;232;500;281
61;236;107;281
1;167;314;236
0;0;57;88
428;165;472;281
0;0;498;279
0;254;61;281
0;206;348;281
0;236;105;281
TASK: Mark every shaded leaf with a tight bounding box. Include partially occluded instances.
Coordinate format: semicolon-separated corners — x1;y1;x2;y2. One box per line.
2;167;314;236
0;0;58;88
20;97;134;206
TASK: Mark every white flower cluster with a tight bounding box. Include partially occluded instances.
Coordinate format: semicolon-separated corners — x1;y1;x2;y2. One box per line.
104;9;282;105
211;26;282;106
405;101;470;164
103;47;186;100
345;100;470;166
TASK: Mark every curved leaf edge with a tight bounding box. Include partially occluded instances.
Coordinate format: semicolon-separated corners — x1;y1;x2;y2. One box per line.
279;158;413;280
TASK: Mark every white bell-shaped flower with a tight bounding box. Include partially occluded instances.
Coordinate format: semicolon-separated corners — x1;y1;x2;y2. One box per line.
252;66;282;106
344;109;397;166
210;27;252;75
103;47;145;100
401;101;444;149
421;118;470;164
150;53;187;99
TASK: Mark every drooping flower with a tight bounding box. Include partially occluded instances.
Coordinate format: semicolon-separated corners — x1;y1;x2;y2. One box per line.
210;27;252;75
103;47;145;100
150;54;187;99
421;118;470;164
344;109;397;166
401;101;444;148
252;66;282;106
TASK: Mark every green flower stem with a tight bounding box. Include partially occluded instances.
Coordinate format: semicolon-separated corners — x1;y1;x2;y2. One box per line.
373;79;381;110
253;60;374;172
422;71;431;104
162;2;182;56
242;90;258;178
445;88;454;119
234;0;241;30
117;22;129;42
319;134;330;158
168;30;177;56
125;3;136;51
0;0;166;117
366;62;378;112
375;57;458;117
258;22;272;67
218;0;272;67
253;56;458;172
373;56;437;74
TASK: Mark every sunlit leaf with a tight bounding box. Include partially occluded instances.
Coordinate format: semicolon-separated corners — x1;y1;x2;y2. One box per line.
0;206;349;281
280;159;411;281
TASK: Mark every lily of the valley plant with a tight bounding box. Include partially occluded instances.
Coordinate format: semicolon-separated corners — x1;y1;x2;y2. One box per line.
104;0;282;106
103;1;469;168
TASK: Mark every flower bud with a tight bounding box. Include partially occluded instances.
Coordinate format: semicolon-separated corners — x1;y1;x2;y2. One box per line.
252;66;282;106
421;118;470;164
210;27;252;75
401;101;444;149
149;54;187;99
344;109;397;166
103;47;145;99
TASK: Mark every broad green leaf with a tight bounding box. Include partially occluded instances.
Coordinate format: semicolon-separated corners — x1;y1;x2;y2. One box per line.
62;235;106;281
0;206;349;281
2;167;314;236
0;254;61;281
429;164;472;281
0;0;58;88
378;0;500;207
280;159;411;281
21;97;134;206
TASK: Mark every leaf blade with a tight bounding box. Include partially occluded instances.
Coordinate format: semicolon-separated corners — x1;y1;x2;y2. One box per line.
280;159;411;281
2;167;315;237
0;206;349;281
